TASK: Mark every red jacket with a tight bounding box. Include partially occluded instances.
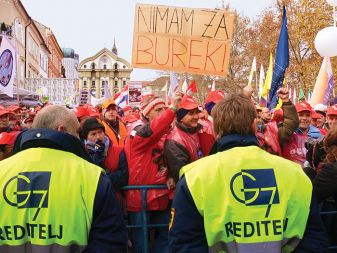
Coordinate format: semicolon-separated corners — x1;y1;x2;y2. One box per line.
165;122;211;183
256;122;282;156
104;144;123;172
198;118;215;156
124;109;175;211
282;132;307;165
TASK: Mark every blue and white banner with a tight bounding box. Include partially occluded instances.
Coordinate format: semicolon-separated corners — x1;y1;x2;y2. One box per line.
0;35;16;97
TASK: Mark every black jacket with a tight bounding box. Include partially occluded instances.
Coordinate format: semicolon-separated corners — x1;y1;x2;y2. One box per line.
12;128;127;253
169;134;328;253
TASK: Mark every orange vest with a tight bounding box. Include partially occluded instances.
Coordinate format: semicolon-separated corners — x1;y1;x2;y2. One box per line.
102;120;127;147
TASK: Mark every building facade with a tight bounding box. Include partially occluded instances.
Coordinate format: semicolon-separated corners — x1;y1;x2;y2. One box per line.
0;0;50;86
62;48;79;79
78;44;132;99
34;20;63;78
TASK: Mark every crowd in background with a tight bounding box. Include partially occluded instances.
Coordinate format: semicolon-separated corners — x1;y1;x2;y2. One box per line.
1;87;337;252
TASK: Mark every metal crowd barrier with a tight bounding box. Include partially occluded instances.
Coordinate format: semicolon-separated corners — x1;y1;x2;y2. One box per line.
122;185;168;253
122;185;337;253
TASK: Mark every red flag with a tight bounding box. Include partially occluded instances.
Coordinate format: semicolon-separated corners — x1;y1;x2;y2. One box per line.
187;80;197;94
113;91;121;100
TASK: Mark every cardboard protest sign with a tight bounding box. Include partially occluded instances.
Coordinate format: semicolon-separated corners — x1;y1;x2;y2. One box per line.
132;4;235;77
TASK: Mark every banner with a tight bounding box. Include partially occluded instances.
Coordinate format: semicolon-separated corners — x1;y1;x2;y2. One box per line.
132;4;235;76
25;78;77;105
0;36;16;97
128;82;142;107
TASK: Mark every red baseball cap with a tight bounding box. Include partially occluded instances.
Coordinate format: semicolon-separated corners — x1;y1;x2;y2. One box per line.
7;105;21;113
0;109;12;117
87;107;100;117
295;101;312;113
205;90;225;105
327;105;337;116
0;131;20;145
179;95;199;110
312;112;324;119
124;112;140;123
74;106;90;118
123;106;133;113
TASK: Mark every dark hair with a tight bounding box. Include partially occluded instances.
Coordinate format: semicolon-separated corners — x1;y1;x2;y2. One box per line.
323;127;337;164
80;117;105;139
212;93;257;138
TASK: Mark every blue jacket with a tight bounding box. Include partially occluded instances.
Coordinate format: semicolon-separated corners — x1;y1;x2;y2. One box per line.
296;125;321;139
13;129;127;253
169;134;328;253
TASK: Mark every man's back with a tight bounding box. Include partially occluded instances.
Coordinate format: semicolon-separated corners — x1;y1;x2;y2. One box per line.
170;141;327;253
0;147;101;251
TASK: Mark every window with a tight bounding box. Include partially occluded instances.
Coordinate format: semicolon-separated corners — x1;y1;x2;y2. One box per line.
92;80;95;87
114;81;118;87
123;65;126;69
91;63;95;70
83;65;87;69
114;63;118;70
123;80;126;87
103;64;107;69
84;81;87;86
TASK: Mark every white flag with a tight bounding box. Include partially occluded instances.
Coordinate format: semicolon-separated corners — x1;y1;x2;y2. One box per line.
0;36;16;97
182;79;188;93
247;57;257;88
211;80;216;91
258;65;265;98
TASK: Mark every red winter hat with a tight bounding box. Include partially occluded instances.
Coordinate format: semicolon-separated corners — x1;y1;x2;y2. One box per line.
74;106;90;118
205;90;225;105
0;131;20;145
327;105;337;116
141;95;165;117
179;95;199;110
295;101;312;113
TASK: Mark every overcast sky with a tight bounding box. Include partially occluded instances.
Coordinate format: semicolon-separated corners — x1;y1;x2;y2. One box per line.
21;0;273;80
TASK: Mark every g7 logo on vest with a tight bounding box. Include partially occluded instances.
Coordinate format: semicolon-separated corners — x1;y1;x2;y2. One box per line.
3;172;51;221
230;169;280;218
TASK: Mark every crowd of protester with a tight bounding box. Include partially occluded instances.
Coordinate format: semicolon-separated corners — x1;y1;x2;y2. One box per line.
1;86;337;252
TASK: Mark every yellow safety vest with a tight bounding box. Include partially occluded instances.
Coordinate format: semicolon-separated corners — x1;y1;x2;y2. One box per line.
0;148;101;252
182;145;312;253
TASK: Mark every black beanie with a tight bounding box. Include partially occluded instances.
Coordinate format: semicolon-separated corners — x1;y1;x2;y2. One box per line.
176;108;190;122
81;117;105;139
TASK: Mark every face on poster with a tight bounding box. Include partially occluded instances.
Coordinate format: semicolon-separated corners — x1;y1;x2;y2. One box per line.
0;49;14;87
128;82;142;106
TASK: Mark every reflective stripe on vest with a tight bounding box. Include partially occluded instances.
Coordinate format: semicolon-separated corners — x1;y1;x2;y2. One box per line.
0;148;101;249
183;146;312;253
0;242;86;253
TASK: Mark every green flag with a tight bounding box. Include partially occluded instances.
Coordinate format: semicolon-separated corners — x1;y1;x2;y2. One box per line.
298;87;305;101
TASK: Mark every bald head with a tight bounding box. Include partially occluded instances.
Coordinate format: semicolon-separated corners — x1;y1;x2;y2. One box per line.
32;105;80;138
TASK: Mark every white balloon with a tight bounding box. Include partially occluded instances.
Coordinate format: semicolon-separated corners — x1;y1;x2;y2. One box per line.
326;0;337;6
315;26;337;57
